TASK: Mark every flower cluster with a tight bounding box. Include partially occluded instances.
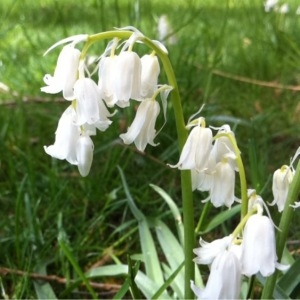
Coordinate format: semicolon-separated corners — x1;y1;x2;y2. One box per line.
191;193;289;299
170;117;238;208
41;30;171;176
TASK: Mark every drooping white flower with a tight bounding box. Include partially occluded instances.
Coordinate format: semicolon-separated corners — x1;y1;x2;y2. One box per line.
44;106;79;164
98;55;118;107
241;212;289;277
210;156;236;208
247;189;264;212
191;250;241;300
119;98;160;152
114;51;142;107
169;118;213;171
193;235;232;265
73;77;113;131
211;124;238;171
264;0;278;12
269;165;295;212
278;3;289;14
73;78;100;125
76;135;94;177
140;54;160;98
157;15;177;45
41;45;81;100
191;168;212;192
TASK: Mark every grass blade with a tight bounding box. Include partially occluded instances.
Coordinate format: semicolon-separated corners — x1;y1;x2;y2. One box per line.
199;204;241;234
150;184;184;245
33;263;57;300
118;167;164;286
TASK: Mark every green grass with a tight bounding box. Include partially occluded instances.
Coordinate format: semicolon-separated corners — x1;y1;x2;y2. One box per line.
0;0;300;298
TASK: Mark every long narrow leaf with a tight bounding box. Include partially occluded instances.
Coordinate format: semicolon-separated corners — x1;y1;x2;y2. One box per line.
86;265;171;299
150;184;184;245
278;258;300;296
33;263;57;300
118;166;144;221
200;204;241;234
138;219;164;285
153;261;184;300
118;167;164;286
58;239;97;299
155;220;185;298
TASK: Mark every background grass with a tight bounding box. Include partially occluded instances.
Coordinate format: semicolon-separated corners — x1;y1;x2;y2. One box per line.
0;0;300;298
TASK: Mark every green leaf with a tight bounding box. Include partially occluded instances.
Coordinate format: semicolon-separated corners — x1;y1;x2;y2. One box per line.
138;219;164;285
153;261;184;300
150;184;184;245
256;273;291;300
33;263;57;300
200;204;241;234
118;167;164;286
117;166;145;221
278;258;300;296
113;259;141;300
154;220;185;298
86;265;172;299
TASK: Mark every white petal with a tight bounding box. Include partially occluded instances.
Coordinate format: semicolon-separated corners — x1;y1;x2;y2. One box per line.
115;51;141;103
140;54;160;98
41;45;81;100
76;135;94;177
241;214;277;277
43;34;88;56
44;106;79;164
210;161;235;208
73;78;100;125
120;99;160;152
98;56;118;107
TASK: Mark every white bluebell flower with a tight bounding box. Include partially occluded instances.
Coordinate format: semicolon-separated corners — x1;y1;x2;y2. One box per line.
120;98;160;152
191;249;241;300
169;118;213;171
41;45;81;100
269;165;294;212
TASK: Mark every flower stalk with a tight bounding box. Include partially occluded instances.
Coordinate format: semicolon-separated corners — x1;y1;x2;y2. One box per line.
81;29;194;299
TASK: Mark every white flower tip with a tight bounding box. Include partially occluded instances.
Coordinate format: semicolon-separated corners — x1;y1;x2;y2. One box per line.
43;34;88;56
151;40;169;54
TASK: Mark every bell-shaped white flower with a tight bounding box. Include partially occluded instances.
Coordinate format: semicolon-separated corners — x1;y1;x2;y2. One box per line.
98;55;118;107
264;0;278;12
73;78;112;131
76;135;94;177
140;54;160;98
191;250;241;300
73;78;101;125
120;98;160;152
44;106;79;164
114;51;141;107
41;45;80;100
269;165;294;212
193;235;232;265
191;168;212;192
169;118;213;171
211;124;238;171
241;212;288;277
210;155;236;208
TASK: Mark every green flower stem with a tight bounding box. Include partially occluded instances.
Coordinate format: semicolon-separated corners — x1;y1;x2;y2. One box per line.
83;31;194;299
215;132;248;218
262;160;300;299
231;206;257;239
